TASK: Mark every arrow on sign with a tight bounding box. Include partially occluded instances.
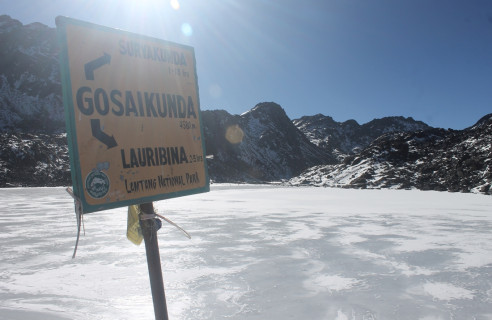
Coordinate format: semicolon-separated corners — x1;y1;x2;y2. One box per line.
91;119;117;149
84;53;111;80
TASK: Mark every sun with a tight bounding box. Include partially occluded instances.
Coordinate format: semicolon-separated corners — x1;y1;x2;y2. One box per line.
100;0;190;39
170;0;180;10
128;0;180;10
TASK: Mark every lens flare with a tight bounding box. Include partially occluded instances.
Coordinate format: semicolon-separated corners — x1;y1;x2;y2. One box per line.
225;125;244;144
181;23;193;36
209;84;222;99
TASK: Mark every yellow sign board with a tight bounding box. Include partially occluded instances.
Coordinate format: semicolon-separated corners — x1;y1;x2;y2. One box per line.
56;17;209;213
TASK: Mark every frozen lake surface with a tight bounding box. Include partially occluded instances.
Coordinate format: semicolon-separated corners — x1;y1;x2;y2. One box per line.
1;185;491;319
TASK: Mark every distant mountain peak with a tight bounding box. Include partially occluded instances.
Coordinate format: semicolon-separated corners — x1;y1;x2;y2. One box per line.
244;101;287;119
342;119;359;127
252;101;283;110
293;113;431;159
202;104;333;182
0;15;22;33
471;113;492;129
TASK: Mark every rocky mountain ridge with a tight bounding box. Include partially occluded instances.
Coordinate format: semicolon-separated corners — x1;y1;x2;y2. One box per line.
290;114;492;194
0;15;490;195
293;114;431;160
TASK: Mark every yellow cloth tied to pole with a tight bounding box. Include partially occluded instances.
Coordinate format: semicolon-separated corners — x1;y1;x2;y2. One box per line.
127;205;143;245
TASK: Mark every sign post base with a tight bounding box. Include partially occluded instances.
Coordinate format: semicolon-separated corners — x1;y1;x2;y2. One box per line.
140;202;169;320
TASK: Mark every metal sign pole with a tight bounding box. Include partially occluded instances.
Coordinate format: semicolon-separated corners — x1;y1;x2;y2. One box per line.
139;202;169;320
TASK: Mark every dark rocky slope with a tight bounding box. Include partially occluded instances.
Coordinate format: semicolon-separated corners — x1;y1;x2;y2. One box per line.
0;15;64;133
0;132;70;187
203;102;335;182
290;114;492;194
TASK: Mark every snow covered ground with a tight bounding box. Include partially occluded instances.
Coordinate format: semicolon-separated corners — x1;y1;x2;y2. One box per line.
1;185;491;319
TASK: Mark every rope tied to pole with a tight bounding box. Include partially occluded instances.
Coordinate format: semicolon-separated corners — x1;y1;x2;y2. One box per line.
140;210;191;239
66;187;85;259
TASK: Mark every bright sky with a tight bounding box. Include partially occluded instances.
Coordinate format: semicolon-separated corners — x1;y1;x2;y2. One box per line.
2;0;492;129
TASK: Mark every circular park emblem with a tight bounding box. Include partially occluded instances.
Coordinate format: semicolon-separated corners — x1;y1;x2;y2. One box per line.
85;171;110;199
